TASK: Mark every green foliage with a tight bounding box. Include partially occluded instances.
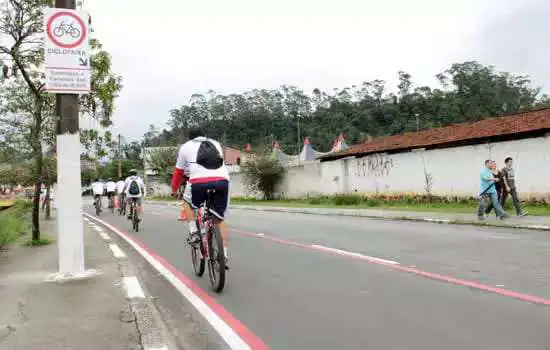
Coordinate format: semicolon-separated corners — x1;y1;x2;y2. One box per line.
0;200;30;248
241;154;285;200
25;235;54;246
147;147;178;184
143;61;550;152
232;194;550;215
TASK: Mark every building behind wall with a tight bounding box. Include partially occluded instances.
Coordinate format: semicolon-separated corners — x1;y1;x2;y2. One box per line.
230;108;550;199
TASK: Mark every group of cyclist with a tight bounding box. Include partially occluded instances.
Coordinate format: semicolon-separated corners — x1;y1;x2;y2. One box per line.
89;126;231;268
91;169;146;221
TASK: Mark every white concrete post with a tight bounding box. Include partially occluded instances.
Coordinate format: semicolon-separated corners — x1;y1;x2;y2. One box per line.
56;134;85;275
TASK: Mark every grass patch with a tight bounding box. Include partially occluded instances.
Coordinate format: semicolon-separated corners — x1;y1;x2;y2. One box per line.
148;195;178;202
24;235;55;246
230;195;550;216
0;200;31;249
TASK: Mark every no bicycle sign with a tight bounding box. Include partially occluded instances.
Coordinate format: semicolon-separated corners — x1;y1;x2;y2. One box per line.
43;8;90;94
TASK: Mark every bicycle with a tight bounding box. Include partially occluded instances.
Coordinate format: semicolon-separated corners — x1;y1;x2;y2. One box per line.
94;195;101;216
108;194;115;214
53;22;81;38
118;194;126;216
189;189;226;293
128;198;140;232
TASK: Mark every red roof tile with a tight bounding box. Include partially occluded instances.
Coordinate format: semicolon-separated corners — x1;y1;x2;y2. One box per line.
320;108;550;160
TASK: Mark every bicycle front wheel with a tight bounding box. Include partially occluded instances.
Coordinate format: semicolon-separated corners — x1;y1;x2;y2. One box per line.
207;225;226;293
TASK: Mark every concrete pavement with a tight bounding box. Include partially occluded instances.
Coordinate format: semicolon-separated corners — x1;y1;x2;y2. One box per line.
0;213;175;350
89;201;550;350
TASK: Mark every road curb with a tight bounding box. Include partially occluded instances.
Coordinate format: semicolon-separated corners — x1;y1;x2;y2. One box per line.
228;205;550;232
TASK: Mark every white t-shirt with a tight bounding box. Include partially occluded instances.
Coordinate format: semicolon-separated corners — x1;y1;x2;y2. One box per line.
116;180;125;193
175;137;229;183
123;176;145;198
91;182;104;196
105;181;117;192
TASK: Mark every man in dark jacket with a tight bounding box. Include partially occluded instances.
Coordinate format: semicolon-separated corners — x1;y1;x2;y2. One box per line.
501;157;528;216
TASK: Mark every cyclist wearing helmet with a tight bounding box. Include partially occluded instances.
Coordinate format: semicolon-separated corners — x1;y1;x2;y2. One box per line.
91;178;104;211
122;169;146;221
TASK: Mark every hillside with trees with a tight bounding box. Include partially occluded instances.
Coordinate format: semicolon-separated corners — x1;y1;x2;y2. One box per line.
141;61;550;154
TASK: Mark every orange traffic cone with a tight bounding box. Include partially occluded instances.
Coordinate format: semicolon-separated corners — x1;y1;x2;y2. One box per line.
178;203;187;221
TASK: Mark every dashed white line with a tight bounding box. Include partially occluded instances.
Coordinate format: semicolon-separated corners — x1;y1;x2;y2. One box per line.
109;244;127;258
84;213;254;349
310;244;399;265
122;276;145;299
92;225;104;233
99;232;112;241
256;233;265;237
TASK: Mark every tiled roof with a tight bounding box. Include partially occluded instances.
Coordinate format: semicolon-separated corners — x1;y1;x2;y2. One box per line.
319;108;550;160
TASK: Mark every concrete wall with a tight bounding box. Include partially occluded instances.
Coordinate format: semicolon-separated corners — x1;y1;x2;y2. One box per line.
229;135;550;199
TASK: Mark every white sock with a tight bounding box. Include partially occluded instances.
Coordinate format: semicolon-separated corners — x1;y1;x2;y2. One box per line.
223;247;228;259
188;221;198;234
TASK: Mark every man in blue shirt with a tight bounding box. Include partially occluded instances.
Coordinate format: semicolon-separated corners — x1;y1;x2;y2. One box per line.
478;160;508;220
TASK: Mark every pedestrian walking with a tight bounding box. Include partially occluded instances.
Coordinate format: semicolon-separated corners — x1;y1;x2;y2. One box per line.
484;160;505;216
477;159;508;220
500;157;528;216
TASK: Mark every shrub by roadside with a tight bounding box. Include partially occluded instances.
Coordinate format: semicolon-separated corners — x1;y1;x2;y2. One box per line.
0;200;31;249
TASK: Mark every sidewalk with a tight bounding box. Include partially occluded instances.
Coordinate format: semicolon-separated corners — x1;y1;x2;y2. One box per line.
145;200;550;231
0;213;169;349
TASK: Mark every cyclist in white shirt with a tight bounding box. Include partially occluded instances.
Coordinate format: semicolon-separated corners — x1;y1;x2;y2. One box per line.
105;178;117;209
170;127;230;268
91;179;105;211
122;169;146;221
116;177;126;210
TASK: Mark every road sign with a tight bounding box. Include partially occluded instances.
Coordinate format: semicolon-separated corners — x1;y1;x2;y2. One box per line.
44;8;90;94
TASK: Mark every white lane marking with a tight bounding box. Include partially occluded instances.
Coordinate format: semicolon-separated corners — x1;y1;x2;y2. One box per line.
122;276;145;299
92;225;103;233
310;244;399;265
109;244;127;258
145;347;168;350
84;213;252;350
99;232;112;241
256;233;265;237
423;218;451;223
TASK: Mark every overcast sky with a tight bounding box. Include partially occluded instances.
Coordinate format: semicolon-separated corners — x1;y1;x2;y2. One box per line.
86;0;548;141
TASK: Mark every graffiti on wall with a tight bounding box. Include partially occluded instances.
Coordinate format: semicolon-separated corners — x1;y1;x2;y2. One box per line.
355;154;394;177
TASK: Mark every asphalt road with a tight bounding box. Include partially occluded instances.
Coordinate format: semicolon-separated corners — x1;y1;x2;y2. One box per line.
87;202;550;350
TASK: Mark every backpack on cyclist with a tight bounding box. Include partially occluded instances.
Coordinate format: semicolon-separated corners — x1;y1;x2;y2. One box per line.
128;178;141;195
196;140;223;170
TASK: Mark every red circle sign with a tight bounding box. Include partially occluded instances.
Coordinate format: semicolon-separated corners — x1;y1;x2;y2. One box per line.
46;11;87;49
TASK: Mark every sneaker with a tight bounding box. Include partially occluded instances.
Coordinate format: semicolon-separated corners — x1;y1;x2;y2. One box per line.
477;215;486;220
519;211;528;217
187;232;201;245
499;214;510;220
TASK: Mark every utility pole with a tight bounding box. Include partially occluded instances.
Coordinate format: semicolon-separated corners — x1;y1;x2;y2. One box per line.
117;133;121;178
54;0;85;277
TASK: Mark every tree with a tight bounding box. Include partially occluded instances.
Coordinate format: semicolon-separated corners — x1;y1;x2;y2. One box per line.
147;147;178;184
241;153;285;200
144;61;550;154
0;0;123;241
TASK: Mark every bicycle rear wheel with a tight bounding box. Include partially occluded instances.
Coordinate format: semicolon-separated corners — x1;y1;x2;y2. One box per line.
95;199;100;216
207;225;226;293
133;208;139;232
